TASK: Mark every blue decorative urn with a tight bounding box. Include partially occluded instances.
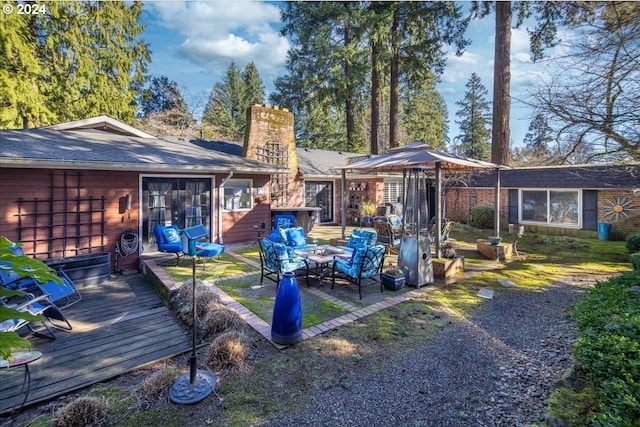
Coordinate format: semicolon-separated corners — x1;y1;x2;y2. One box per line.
271;272;302;345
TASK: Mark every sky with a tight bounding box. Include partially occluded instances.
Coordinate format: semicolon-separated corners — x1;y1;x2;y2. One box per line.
140;1;562;148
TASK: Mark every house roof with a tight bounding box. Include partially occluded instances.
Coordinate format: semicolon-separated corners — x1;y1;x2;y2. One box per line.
0;126;285;174
296;147;362;178
467;163;640;190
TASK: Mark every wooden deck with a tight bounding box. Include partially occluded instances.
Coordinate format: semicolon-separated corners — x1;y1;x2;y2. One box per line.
0;274;191;415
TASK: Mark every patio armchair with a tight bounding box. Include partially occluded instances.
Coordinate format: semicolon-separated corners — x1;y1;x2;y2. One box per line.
153;225;183;265
331;244;386;299
257;238;309;288
336;228;378;254
373;220;401;255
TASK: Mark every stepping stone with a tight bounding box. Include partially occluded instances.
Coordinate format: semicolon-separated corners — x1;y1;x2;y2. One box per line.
477;288;494;299
499;278;516;287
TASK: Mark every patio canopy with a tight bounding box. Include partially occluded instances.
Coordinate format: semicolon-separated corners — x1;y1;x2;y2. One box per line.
336;142;509;257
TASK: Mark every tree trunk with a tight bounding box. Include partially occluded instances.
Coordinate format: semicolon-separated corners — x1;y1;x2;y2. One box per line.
492;2;512;165
344;23;355;149
371;37;380;155
389;7;400;148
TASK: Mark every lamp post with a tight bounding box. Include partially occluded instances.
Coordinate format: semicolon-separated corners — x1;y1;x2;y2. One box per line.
169;226;217;404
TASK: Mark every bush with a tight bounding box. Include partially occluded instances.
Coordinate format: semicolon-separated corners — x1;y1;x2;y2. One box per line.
572;270;640;425
205;330;248;372
631;252;640;271
470;205;494;229
136;369;178;410
625;233;640;254
51;396;109;427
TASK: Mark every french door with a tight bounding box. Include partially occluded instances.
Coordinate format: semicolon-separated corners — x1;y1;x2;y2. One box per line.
304;181;333;223
142;177;212;250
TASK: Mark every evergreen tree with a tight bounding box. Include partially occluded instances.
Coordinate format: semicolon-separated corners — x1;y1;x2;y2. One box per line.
137;76;193;134
402;70;448;149
453;73;491;161
522;113;553;162
202;61;266;140
0;1;149;128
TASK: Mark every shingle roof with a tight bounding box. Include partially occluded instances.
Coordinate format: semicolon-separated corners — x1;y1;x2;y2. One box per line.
0;128;284;174
467;164;640;190
296;147;361;177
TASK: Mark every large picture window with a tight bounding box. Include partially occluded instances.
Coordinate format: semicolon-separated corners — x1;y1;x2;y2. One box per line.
520;189;580;226
223;179;252;211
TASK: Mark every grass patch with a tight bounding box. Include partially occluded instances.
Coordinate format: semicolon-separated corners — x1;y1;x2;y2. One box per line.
163;252;257;282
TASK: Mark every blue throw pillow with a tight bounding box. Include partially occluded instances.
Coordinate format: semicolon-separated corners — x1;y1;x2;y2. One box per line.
286;227;307;247
162;227;180;244
347;235;365;249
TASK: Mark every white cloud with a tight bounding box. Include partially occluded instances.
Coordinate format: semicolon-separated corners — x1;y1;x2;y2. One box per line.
146;1;288;83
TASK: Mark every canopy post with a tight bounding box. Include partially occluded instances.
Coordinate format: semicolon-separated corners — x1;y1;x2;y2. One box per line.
341;169;346;239
435;162;442;258
494;168;501;238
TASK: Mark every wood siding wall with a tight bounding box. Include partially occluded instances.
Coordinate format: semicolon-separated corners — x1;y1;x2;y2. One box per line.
0;168;139;273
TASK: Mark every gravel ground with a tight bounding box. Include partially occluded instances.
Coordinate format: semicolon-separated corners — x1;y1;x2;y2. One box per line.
257;275;597;427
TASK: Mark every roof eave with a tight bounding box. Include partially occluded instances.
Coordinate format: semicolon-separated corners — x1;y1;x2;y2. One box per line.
0;158;285;174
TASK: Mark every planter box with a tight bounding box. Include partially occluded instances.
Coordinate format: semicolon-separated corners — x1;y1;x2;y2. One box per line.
476;239;513;261
381;274;406;291
44;252;111;286
432;256;465;279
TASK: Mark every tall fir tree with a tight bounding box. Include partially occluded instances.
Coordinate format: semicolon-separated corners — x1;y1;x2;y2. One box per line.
453;73;492;161
0;1;149;128
202;61;266;140
402;70;448;149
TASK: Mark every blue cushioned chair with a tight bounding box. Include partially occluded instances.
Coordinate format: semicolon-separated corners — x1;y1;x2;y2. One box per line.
336;228;378;254
258;238;309;288
331;244;385;299
154;225;183;265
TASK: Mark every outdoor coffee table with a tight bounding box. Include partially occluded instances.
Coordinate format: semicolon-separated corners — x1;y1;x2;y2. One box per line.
296;245;351;286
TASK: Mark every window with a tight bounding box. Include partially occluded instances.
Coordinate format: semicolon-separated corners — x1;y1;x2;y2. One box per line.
223;179;252;211
384;179;403;203
520;189;580;226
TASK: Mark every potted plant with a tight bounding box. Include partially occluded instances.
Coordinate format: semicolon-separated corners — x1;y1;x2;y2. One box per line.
381;262;406;291
359;201;377;227
488;236;502;246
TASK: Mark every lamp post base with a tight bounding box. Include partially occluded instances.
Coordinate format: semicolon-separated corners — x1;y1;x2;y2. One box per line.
169;370;217;405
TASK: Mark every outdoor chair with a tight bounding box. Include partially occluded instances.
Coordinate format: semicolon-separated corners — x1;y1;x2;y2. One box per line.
336;228;378;254
373;220;401;255
258;238;309;288
428;220;454;244
153;225;183;265
1;247;82;309
0;291;72;340
331;244;386;299
1;263;81;310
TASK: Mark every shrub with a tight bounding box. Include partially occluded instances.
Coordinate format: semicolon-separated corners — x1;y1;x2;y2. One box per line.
205;330;248;372
50;396;109;427
631;252;640;271
572;270;640;425
470;205;494;229
441;241;457;258
170;279;220;327
625;233;640;254
136;369;178;409
200;302;241;342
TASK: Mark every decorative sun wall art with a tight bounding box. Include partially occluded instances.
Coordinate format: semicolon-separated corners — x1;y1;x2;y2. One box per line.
603;196;634;221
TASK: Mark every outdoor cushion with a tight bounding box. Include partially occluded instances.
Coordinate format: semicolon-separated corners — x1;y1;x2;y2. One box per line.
347;235;366;249
267;229;283;243
285;227;307;248
352;228;377;246
162;227;180;244
274;242;306;273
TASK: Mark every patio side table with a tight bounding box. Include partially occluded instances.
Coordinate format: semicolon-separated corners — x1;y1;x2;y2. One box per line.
0;350;42;417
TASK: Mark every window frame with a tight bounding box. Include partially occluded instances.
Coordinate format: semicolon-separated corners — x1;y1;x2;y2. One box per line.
519;188;582;228
222;178;253;212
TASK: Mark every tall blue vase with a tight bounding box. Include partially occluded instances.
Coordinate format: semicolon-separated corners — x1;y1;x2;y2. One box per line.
271;272;302;345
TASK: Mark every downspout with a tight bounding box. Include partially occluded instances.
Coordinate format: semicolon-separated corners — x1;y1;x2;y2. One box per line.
218;171;234;243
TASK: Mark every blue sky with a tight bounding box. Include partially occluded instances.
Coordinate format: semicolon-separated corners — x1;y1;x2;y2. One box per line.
141;1;562;147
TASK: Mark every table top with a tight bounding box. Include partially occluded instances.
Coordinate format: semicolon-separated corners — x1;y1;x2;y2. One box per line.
0;351;42;368
296;245;351;263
